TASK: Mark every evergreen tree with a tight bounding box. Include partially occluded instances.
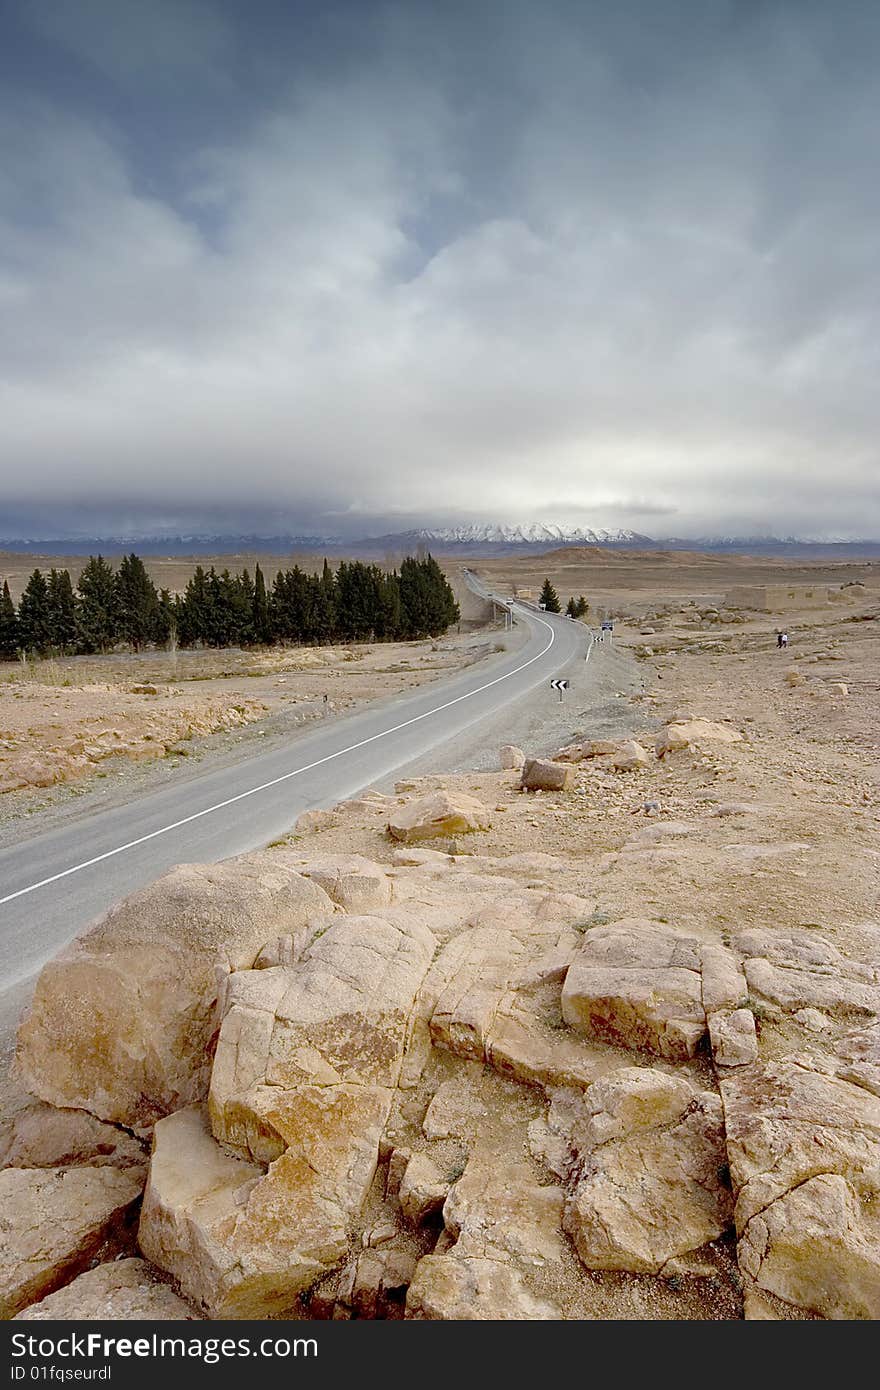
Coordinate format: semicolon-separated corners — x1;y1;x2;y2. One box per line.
539;577;561;613
374;570;401;640
311;559;336;643
76;555;118;653
178;566;211;646
336;560;377;640
17;569;52;654
252;564;272;644
0;580;19;659
46;569;77;652
574;595;589;618
399;554;459;638
565;596;577;618
155;589;177;646
115;553;159;649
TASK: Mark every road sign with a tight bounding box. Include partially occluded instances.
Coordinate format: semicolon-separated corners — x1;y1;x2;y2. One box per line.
550;678;570;702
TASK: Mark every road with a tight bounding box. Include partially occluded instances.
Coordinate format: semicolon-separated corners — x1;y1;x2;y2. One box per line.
0;585;590;1044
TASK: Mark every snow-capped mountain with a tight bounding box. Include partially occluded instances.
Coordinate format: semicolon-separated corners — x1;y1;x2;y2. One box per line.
410;523;641;545
364;523;653;553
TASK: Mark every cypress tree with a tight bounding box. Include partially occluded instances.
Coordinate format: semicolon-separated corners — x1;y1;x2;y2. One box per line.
46;569;77;652
76;555;118;653
0;580;19;659
252;564;272;644
311;559;336;643
574;595;589;618
565;596;577;618
179;566;211;646
539;577;561;613
115;553;159;649
155;588;177;646
17;570;53;654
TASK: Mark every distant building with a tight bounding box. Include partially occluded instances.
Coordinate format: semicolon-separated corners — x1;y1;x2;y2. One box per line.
724;583;853;612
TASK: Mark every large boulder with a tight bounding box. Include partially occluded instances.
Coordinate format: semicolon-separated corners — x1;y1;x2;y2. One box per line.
721;1057;880;1319
561;921;707;1060
655;719;742;758
387;791;490;843
209;914;435;1156
15;1258;198;1321
139;1093;390;1319
17;854;333;1131
562;1070;733;1273
520;759;576;792
0;1167;142;1319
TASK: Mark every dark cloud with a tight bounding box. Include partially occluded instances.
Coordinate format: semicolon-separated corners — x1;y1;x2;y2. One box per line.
1;0;878;540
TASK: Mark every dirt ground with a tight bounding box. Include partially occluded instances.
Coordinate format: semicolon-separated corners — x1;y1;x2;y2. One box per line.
474;544;880;617
0;629;507;828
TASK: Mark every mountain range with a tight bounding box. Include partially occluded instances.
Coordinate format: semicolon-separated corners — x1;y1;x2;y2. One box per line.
1;525;879;560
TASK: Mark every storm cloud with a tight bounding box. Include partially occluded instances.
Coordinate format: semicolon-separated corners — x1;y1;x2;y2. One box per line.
1;0;879;539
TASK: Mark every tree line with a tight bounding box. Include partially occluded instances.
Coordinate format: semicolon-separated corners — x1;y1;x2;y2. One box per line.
538;578;589;618
0;553;460;659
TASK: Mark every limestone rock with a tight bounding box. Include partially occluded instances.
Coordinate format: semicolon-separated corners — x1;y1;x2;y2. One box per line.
443;1157;566;1267
332;1248;418;1319
139;1093;390;1318
708;1009;758;1067
561;921;707;1060
499;745;525;770
738;1173;880;1320
406;1255;559;1320
398;1153;449;1226
387;791;490;843
17;854;332;1130
0;1098;147;1178
554;740;618;763
563;1075;732;1274
611;741;650;772
835;1024;880;1097
736;928;880;1019
655;719;742;758
301;855;392;913
210;914;434;1155
720;1057;880;1231
721;1057;880;1319
0;1167;142;1319
520;758;576;792
15;1258;198;1321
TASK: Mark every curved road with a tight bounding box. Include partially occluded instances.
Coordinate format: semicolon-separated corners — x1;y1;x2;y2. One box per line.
0;587;589;1041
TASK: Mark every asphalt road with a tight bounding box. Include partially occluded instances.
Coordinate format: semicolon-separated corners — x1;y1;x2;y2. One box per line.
0;586;590;1043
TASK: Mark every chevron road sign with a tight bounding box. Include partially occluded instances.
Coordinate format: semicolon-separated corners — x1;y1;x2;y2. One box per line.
550;678;570;701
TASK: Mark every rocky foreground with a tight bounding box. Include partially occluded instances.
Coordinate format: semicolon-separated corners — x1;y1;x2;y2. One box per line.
1;681;878;1320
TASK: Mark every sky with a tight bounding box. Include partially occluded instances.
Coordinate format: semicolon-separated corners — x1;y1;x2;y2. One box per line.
1;0;879;541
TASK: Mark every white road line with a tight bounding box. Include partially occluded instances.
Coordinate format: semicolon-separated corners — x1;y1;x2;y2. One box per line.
0;608;562;906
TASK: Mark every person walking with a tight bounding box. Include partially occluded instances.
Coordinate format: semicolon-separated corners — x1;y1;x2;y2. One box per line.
781;631;789;649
